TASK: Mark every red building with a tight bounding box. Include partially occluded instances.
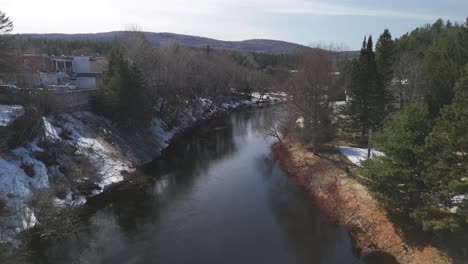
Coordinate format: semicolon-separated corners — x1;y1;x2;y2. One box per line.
15;53;99;88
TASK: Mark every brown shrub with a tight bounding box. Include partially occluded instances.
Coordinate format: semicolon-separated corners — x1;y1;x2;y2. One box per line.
55;153;102;196
1;107;43;149
20;159;35;177
33;141;77;167
59;126;73;141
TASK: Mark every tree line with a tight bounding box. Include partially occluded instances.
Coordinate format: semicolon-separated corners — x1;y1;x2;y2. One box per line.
92;31;290;128
14;37;112;57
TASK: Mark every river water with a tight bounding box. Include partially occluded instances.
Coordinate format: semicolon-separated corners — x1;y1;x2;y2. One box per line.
36;108;365;264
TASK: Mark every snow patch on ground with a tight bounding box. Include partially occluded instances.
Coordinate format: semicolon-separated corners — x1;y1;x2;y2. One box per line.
45;112;132;188
296;117;304;128
332;101;346;113
1;112;134;244
0;105;24;127
338;146;384;167
251;92;288;103
0;142;48;244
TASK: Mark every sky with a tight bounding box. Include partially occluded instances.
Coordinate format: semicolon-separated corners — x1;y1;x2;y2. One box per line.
2;0;467;49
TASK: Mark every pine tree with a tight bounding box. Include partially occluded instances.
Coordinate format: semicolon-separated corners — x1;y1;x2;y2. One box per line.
360;104;432;214
93;40;151;128
413;64;468;232
92;41;125;119
347;35;387;141
423;35;459;117
0;10;15;76
121;63;152;128
375;29;396;109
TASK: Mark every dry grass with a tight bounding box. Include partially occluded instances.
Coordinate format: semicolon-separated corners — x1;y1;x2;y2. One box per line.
273;138;452;264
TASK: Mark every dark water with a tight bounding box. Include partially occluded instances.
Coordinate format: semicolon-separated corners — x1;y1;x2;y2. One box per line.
37;108;365;264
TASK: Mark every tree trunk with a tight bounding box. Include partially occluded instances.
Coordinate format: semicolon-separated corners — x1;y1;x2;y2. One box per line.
313;93;319;155
399;82;404;110
367;127;372;158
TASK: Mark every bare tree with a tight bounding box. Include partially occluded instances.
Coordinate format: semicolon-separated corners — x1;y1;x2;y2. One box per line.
393;51;425;109
288;44;340;154
262;117;283;143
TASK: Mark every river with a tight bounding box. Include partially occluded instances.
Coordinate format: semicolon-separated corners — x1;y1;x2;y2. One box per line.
35;107;365;264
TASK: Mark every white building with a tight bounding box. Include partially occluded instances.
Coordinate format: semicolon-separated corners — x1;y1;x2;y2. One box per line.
68;56;100;89
16;53;102;89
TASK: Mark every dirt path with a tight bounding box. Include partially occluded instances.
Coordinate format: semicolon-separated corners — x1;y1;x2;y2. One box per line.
273;139;452;264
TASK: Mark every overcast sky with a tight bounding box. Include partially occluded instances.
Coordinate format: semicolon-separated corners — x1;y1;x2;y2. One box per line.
3;0;467;49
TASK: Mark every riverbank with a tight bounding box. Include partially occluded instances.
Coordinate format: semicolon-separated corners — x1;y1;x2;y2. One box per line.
272;138;452;264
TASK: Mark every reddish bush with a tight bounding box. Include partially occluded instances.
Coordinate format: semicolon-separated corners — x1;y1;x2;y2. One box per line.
311;180;341;222
20;159;36;177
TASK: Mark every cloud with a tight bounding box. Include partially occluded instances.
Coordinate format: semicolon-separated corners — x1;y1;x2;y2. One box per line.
266;0;461;21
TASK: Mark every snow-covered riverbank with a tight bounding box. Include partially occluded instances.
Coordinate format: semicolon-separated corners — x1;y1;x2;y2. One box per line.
0;105;24;127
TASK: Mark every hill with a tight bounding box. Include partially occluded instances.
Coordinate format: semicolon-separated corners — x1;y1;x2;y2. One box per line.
18;32;309;54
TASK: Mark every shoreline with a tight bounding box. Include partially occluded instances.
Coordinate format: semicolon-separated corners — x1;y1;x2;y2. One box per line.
272;138;452;264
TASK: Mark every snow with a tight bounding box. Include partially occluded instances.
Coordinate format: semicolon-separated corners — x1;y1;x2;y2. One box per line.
0;142;49;244
0;105;24;127
149;118;174;149
332;101;346;113
338;146;385;167
296;117;304;128
452;195;467;203
251;92;288;103
42;117;61;140
43;112;131;188
1;112;134;244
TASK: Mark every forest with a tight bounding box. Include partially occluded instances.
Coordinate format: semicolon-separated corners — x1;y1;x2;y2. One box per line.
355;19;468;234
286;19;468;237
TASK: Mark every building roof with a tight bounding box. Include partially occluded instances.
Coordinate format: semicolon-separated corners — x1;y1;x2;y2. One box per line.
50;56;74;61
71;72;101;78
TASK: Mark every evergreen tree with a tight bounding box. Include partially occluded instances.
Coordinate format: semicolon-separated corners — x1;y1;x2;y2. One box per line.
92;41;125;119
0;10;15;77
347;35;386;141
400;19;468;117
413;64;468;232
360;104;432;214
423;35;459;117
92;40;151;128
120;63;152;128
375;29;396;108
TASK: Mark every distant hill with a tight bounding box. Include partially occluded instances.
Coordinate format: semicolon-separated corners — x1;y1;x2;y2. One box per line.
17;32;310;54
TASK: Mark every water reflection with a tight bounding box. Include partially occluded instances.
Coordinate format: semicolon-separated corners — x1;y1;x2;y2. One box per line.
256;154;360;264
36;108;362;264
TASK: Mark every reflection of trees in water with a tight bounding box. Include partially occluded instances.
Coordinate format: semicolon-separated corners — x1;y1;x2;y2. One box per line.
230;108;279;141
255;154;361;264
38;211;130;264
154;118;238;194
36;107;287;264
152;107;278;198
